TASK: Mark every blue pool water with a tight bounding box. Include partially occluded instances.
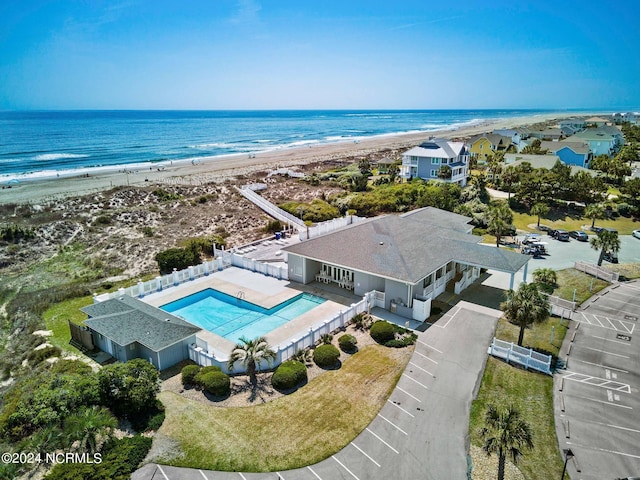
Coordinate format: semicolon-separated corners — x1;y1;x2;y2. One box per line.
160;289;326;343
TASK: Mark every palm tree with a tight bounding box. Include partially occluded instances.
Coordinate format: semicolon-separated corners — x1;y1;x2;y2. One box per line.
64;406;117;454
500;282;549;346
530;202;549;228
584;203;605;229
532;268;557;287
228;336;277;385
500;166;519;201
437;165;452;179
486;201;514;248
479;404;534;480
590;229;621;266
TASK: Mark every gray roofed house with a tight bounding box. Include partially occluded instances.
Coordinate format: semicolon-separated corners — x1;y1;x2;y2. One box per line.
81;295;201;370
284;207;530;320
400;138;470;186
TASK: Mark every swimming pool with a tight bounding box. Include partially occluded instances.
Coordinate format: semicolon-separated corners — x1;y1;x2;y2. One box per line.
160;288;326;343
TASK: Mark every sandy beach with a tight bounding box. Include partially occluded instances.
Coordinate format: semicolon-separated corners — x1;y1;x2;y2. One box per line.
0;112;605;204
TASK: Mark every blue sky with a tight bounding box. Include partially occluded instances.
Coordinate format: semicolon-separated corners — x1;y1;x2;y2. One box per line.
1;0;639;110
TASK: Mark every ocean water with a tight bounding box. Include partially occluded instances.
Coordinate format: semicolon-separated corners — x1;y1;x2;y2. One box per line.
0;109;575;178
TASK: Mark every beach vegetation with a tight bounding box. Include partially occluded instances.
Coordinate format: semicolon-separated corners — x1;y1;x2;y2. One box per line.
312;344;340;368
155;246;201;274
0;224;35;242
97;359;160;418
263;219;283;233
320;333;333;345
141;226;154;237
338;333;357;352
280;199;340;223
193;365;222;385
152;188;182;202
180;364;200;386
290;348;313;365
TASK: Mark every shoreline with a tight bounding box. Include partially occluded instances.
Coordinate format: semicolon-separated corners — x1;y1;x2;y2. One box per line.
0;111;608;204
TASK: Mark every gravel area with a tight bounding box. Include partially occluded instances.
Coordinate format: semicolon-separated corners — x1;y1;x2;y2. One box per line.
470;444;525;480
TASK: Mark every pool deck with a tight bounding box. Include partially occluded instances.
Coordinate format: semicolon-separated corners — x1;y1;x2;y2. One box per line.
141;267;358;356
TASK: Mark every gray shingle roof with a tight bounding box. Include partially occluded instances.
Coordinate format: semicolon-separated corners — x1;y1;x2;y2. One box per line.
284;207;530;284
403;139;467;160
81;296;201;351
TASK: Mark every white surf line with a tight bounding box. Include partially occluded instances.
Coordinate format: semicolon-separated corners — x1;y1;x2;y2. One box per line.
566;441;640;459
387;399;415;417
396;386;422;402
409;361;434;376
402;373;429;389
418;340;443;353
365;427;400;454
350;442;381;467
333;456;360;480
378;413;409;435
571;358;629;373
581;346;630;358
307;466;322;479
590;334;632;345
199;470;209;480
156;465;170;480
413;350;438;364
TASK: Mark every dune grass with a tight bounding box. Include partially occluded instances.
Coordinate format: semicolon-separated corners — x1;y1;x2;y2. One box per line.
155;344;413;472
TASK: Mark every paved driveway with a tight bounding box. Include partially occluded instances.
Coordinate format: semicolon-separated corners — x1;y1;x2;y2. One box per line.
133;302;501;480
555;280;640;479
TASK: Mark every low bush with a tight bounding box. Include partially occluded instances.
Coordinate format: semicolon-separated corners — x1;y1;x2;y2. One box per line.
27;345;61;365
50;359;92;375
313;344;340;368
129;399;165;432
181;364;200;386
338;334;357;352
199;371;231;397
194;365;222;385
370;321;395;343
271;360;308;390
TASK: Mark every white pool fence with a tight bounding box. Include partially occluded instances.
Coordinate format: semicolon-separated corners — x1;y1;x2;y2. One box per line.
488;338;552;375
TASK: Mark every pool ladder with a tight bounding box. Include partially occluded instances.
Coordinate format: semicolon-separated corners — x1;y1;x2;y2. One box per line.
236;290;245;302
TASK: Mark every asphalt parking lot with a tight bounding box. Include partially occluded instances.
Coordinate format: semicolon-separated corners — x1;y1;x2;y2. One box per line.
555;280;640;480
133;302;501;480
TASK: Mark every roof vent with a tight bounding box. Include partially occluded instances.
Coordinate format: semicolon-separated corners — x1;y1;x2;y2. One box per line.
379;241;384;245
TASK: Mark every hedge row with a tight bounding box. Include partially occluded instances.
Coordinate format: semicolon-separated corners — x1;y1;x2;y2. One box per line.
181;364;230;397
370;320;417;348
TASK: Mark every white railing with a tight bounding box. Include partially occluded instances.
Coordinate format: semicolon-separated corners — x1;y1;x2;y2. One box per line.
188;294;371;373
236;186;306;230
575;261;619;282
298;214;365;241
488;338;552;375
214;247;289;280
542;292;576;312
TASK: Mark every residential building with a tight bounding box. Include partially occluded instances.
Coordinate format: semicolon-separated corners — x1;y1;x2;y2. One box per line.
79;295;201;370
469;133;513;162
567;126;623;157
284;207;530;321
585;116;610;127
400;138;470;186
559;118;586;131
529;128;563;141
375;157;396;174
503;153;596;176
540;140;591;168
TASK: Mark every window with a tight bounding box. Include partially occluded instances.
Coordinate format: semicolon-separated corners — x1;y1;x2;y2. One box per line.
430;169;438;177
423;275;433;287
431;158;439;164
441;158;448;164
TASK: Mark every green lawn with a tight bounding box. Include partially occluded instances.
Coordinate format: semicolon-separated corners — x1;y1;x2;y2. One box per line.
512;211;639;235
154;344;413;472
42;295;94;350
552;268;609;304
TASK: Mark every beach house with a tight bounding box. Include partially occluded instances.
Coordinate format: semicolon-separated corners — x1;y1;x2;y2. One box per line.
566;126;623;157
469;133;513;162
283;207;530;321
79;295;201;370
399;139;470;186
540;141;591;168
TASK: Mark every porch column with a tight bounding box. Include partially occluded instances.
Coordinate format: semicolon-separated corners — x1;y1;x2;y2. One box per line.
407;284;413;308
509;272;515;290
522;262;529;283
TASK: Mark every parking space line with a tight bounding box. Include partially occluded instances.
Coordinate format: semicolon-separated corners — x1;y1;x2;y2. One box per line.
378;414;409;435
365;427;399;454
350;442;381;467
156;465;170;480
566;442;640;460
590;334;632;346
435;307;460;329
199;470;209;480
409;361;434;376
571;358;629;373
563;371;631;393
567;394;633;409
238;473;247;480
307;466;322;479
396;386;422;402
387;400;415;417
276;472;285;479
418;340;443;354
333;456;360;480
581;346;630;358
414;350;438;364
402;373;428;389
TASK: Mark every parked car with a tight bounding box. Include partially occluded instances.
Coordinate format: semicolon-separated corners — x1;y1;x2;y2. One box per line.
554;229;570;241
633;229;640;239
569;230;588;242
592;226;618;235
522;233;542;245
538;225;551;232
603;251;619;263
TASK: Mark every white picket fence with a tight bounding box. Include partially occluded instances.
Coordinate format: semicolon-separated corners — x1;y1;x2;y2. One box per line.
488;338;552;375
188;294;371;373
298;214;365;241
575;261;619;282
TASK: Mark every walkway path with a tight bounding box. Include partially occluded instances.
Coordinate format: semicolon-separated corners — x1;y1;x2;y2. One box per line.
133;301;500;480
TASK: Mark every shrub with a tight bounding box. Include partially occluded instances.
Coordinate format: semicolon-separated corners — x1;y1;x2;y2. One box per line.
313;344;340;368
352;312;371;330
617;202;631;216
338;334;357;352
50;359;92;375
194;365;222;385
129;399;165;432
264;219;283;233
181;364;200;386
370;321;395;343
291;348;312;365
271;360;308;390
199;371;230;396
27;345;61;365
320;333;333;345
155;247;201;274
385;332;418;348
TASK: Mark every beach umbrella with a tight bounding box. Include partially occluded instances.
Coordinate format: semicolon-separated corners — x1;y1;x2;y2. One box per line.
6;179;20;186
